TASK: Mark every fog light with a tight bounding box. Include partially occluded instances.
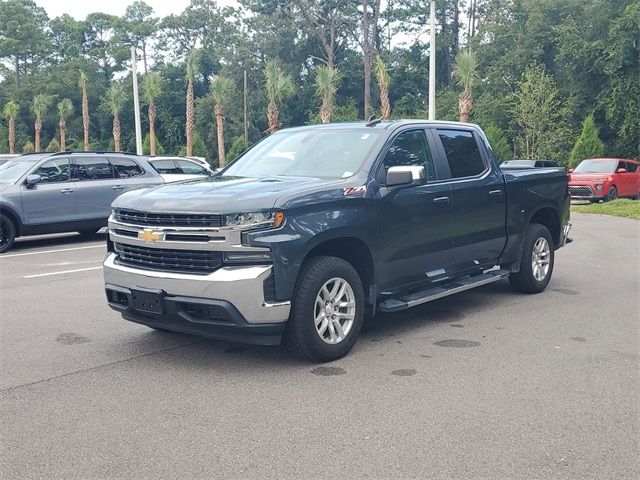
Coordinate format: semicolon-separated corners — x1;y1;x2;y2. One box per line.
223;252;272;264
595;184;604;191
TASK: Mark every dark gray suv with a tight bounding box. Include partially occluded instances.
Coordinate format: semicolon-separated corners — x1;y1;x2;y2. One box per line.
0;152;163;253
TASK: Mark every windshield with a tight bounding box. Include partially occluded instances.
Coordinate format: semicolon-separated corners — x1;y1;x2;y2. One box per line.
574;159;617;173
223;129;383;179
0;160;37;184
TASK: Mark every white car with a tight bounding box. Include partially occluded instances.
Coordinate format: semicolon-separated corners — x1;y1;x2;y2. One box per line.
148;156;213;183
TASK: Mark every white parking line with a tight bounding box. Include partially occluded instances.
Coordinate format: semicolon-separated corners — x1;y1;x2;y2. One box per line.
23;266;103;279
0;245;104;259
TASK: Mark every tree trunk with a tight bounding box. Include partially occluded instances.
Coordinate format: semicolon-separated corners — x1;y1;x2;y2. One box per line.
113;115;121;152
15;56;20;87
186;78;194;156
362;0;370;119
34;120;41;152
82;84;90;150
458;89;472;122
142;41;148;74
267;101;279;133
320;99;332;124
59;119;66;151
215;104;226;167
453;0;459;58
8;117;16;154
148;103;156;156
379;80;390;120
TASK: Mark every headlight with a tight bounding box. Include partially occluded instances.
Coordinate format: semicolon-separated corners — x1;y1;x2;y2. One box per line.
595;184;604;191
224;211;273;227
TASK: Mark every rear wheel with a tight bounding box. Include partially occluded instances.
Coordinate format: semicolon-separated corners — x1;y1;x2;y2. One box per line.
509;223;554;294
0;214;17;254
284;256;365;362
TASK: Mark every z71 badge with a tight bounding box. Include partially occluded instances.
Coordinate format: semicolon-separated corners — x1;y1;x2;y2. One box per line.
343;186;367;196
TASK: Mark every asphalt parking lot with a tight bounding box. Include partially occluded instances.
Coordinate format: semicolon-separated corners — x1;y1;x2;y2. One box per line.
1;213;638;479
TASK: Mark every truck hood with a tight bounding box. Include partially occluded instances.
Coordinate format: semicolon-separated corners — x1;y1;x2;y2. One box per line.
112;175;344;214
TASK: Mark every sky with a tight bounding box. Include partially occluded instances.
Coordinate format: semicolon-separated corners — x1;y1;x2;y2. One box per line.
35;0;239;20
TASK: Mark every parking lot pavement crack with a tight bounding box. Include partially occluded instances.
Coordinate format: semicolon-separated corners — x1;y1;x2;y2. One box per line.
0;340;203;393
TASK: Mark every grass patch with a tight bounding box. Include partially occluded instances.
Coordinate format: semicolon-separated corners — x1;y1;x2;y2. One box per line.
572;198;640;220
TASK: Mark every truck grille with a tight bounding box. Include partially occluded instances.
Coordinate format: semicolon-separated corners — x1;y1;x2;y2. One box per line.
113;209;223;228
114;243;223;274
569;186;593;197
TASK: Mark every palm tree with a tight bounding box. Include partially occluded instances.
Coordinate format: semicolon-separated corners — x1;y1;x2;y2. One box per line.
79;72;90;150
32;95;51;152
314;65;341;124
103;83;127;152
264;60;295;133
452;51;478;123
3;101;20;154
374;56;391;120
209;76;235;168
57;98;73;151
141;72;163;156
185;50;199;157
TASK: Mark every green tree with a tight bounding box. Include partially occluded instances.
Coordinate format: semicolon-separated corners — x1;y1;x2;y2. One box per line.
452;51;478;122
141;72;163;156
568;115;605;168
209;76;235;167
22;140;34;153
120;1;157;73
45;137;60;152
227;136;247;163
484;123;511;162
185;50;199;157
32;94;51;152
315;65;341;124
374;56;391;119
57;98;73;151
513;65;571;162
142;133;164;155
179;131;208;159
3;101;20;154
264;60;295;133
102;82;127;151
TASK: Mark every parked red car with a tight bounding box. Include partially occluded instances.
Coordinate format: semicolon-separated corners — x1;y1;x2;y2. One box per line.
568;158;640;202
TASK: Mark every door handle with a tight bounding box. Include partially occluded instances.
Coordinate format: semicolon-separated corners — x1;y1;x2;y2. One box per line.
433;196;450;204
112;185;125;190
60;188;74;194
488;189;503;196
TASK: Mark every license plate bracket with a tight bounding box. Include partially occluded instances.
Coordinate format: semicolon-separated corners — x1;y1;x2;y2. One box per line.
131;288;164;315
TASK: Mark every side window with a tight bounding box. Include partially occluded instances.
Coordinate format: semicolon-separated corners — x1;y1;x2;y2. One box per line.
383;130;436;181
151;160;179;174
74;157;114;180
111;157;144;178
33;158;70;183
176;160;207;175
437;129;486;178
626;162;637;173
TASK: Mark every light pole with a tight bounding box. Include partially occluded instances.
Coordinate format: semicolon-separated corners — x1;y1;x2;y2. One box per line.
428;0;436;120
131;47;143;155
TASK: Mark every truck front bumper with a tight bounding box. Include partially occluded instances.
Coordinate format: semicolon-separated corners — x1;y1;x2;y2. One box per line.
103;253;290;345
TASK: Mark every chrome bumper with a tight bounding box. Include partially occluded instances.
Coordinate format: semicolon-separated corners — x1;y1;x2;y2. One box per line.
103;253;290;324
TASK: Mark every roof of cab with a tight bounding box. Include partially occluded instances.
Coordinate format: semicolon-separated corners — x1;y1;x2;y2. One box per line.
277;119;481;133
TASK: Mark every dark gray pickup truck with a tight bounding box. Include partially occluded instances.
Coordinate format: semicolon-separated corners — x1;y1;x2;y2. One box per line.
103;120;571;361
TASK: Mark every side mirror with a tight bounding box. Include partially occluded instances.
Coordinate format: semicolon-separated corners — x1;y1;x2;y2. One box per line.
616;168;627;173
25;174;42;188
386;166;426;188
567;169;574;173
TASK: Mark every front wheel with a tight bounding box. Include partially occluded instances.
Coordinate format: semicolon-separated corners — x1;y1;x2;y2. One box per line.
509;223;555;294
605;186;618;202
0;214;17;254
284;256;365;362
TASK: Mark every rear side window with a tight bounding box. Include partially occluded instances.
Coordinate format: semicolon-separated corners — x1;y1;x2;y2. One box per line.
383;130;436;181
151;160;179;174
626;162;638;173
74;157;114;180
33;158;70;183
111;157;143;178
176;160;207;175
437;129;486;178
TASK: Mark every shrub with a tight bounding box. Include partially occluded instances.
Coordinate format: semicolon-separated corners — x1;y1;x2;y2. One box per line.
568;114;605;168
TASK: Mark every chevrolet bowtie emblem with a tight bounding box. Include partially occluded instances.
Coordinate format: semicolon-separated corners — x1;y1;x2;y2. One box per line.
138;229;164;243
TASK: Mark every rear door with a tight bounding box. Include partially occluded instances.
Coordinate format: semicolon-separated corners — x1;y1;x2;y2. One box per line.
618;161;635;197
375;128;456;293
433;128;507;272
625;161;640;197
20;157;76;225
73;156;123;220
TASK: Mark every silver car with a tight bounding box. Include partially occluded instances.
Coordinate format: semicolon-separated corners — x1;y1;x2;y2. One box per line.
0;152;163;253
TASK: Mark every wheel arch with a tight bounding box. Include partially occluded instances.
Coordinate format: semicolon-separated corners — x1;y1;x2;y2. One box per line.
0;204;22;236
529;206;561;248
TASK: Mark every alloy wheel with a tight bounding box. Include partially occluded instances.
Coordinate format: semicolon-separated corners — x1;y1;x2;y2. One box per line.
314;277;356;345
531;237;551;282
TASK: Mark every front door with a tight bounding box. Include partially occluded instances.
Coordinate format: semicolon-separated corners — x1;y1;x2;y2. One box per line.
73;156;124;220
21;157;76;225
433;128;507;272
375;129;456;294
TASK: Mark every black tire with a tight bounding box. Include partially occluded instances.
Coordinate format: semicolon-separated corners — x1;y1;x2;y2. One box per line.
509;223;555;294
284;256;365;362
605;186;617;202
0;214;17;254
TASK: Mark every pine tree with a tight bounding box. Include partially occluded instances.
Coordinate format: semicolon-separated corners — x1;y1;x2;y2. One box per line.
568;115;605;168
